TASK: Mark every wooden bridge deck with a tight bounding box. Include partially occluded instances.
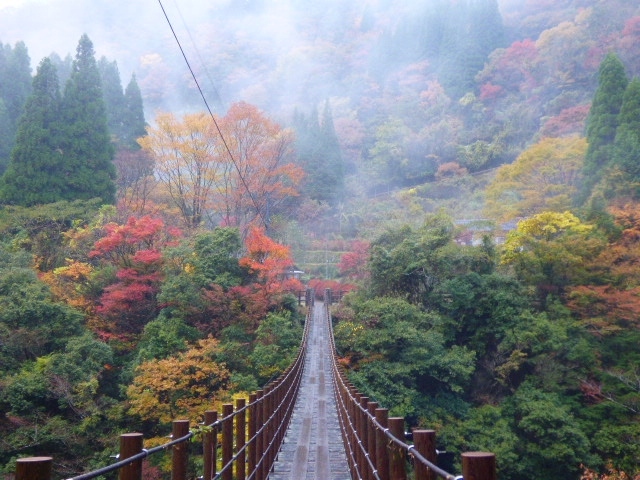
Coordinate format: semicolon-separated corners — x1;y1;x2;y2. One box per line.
269;303;351;480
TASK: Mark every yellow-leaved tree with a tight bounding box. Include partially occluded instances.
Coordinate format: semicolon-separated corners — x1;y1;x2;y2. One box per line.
126;337;231;424
484;136;586;222
501;211;603;303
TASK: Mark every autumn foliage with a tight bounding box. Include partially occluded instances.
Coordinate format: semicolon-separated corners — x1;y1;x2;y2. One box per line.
126;337;231;424
239;226;303;296
89;216;182;339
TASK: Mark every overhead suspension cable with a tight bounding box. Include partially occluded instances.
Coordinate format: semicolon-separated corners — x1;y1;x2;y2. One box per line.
157;0;268;230
169;0;224;111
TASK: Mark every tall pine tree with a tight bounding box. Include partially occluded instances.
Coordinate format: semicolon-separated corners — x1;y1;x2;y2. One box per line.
581;52;628;201
0;58;65;206
59;34;115;204
98;57;126;143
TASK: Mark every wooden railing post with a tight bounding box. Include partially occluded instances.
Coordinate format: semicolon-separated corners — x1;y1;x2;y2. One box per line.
236;398;247;480
171;420;190;480
248;393;257;476
359;396;370;480
389;417;407;480
203;411;217;480
367;401;379;478
413;430;437;480
260;386;272;480
16;457;52;480
255;390;264;480
375;408;390;480
119;433;143;480
462;452;497;480
222;404;234;480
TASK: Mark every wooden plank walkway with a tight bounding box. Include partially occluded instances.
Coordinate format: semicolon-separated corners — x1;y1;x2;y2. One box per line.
269;302;351;480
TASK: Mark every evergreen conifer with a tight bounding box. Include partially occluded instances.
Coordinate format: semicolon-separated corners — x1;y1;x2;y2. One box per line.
59;34;115;204
0;58;64;205
122;74;147;148
98;57;126;142
581;52;628;200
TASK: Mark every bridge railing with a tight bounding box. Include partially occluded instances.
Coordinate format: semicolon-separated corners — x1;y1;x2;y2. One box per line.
14;299;314;480
324;293;497;480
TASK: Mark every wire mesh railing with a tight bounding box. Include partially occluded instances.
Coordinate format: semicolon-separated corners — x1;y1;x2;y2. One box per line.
323;289;497;480
14;296;313;480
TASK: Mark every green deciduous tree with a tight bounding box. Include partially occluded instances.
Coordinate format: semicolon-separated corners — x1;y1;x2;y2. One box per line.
0;245;83;373
334;296;475;422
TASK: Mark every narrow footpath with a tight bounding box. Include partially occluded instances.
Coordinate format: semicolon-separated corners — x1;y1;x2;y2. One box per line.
269;302;351;480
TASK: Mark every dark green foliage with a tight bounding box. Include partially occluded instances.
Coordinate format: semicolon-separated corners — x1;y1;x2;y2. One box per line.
98;59;147;149
582;53;628;200
59;34;116;204
1;36;121;206
368;212;494;303
191;228;244;288
136;316;199;362
0;246;83;373
433;272;529;356
334;296;475;422
249;311;304;384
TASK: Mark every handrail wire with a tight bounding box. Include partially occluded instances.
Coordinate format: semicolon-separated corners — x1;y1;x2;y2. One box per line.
65;431;194;480
64;300;313;480
325;300;459;480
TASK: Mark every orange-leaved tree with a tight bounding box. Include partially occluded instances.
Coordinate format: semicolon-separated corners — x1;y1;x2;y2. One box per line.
239;226;303;300
213;102;303;236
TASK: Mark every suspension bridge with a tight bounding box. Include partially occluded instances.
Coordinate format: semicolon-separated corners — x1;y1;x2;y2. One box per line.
14;291;496;480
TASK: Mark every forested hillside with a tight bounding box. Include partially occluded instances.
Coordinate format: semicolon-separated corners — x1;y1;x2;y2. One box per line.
1;0;640;479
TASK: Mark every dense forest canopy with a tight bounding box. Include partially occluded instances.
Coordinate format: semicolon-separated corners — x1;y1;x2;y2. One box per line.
1;1;640;479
